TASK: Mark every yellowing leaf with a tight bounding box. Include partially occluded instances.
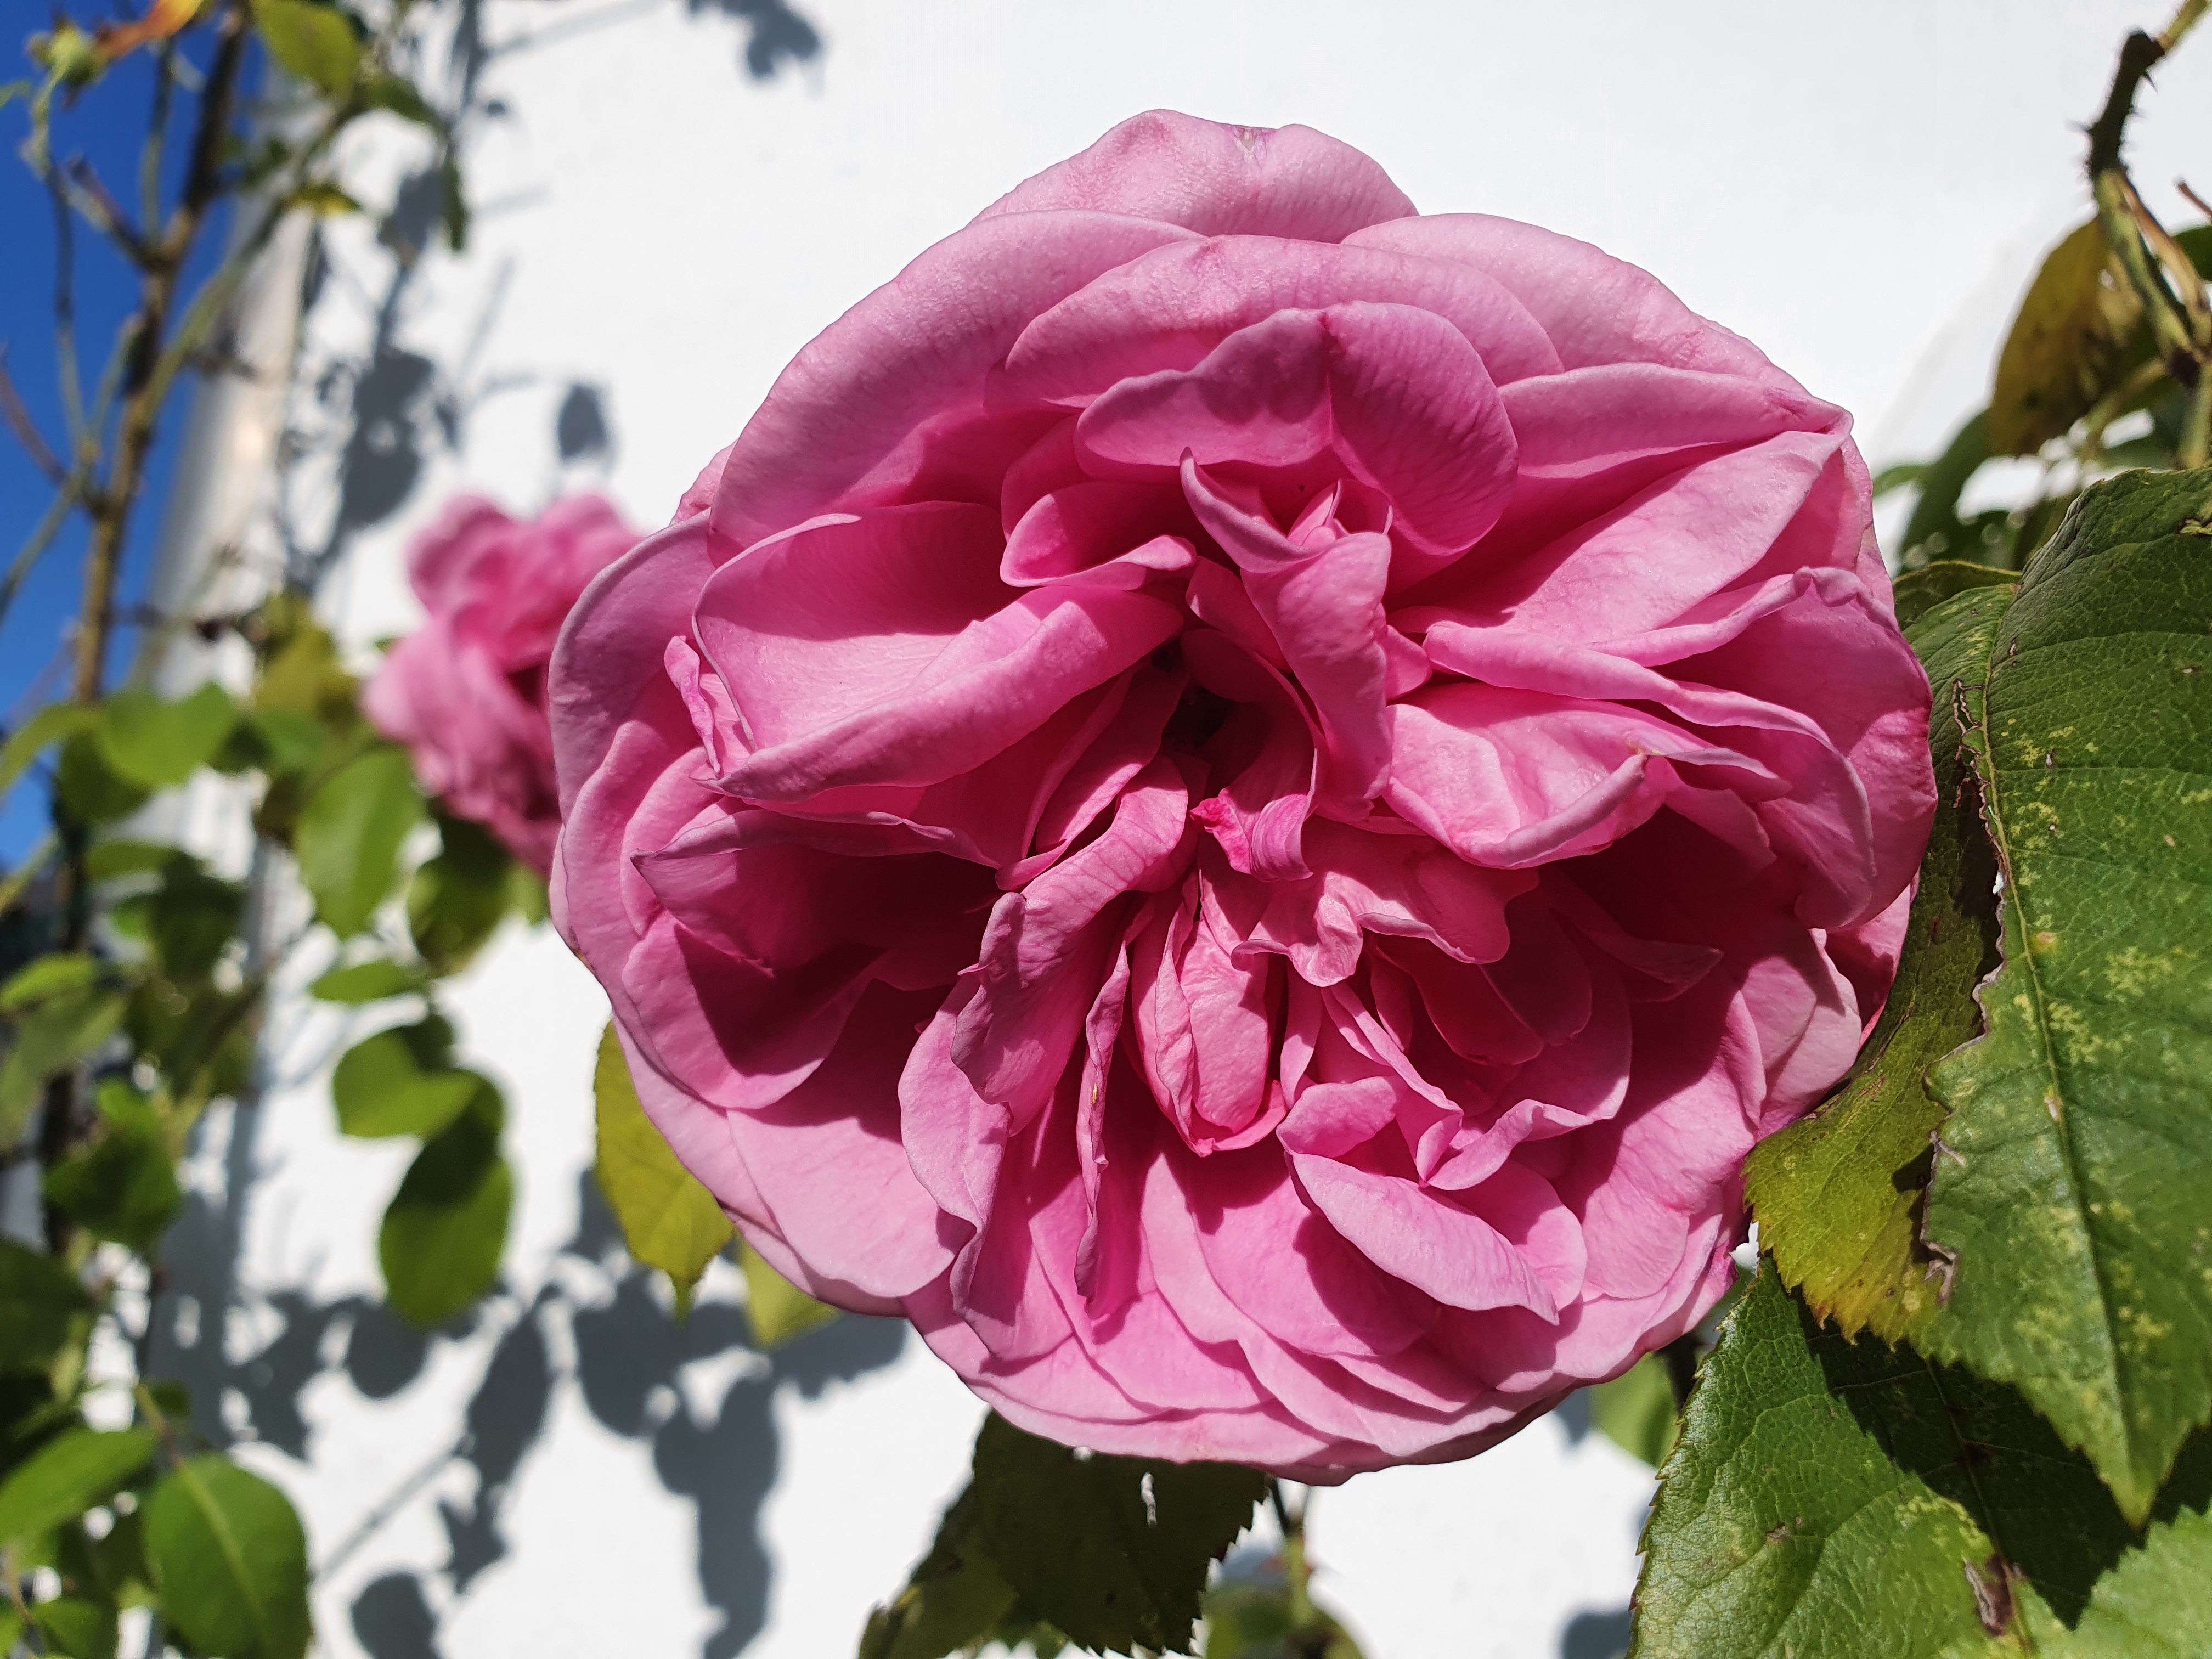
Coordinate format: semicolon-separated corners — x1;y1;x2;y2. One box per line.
738;1240;836;1349
1989;220;2145;456
592;1023;731;1314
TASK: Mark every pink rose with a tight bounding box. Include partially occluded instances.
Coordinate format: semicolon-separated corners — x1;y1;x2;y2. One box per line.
368;494;639;875
550;113;1934;1476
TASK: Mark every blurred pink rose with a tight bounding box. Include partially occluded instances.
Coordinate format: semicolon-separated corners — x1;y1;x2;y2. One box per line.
367;494;637;875
550;113;1933;1476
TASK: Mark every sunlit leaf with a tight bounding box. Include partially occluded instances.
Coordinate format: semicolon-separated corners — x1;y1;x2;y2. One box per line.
1588;1353;1678;1468
332;1018;479;1139
96;684;236;789
310;960;424;1003
294;745;422;938
1915;467;2212;1522
378;1086;510;1327
0;1430;156;1547
1989;219;2146;456
247;0;359;94
0;704;97;800
738;1241;834;1348
144;1454;311;1659
592;1023;733;1314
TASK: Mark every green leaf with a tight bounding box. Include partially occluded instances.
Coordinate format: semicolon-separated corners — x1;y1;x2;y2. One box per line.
294;746;422;937
0;1242;91;1375
310;959;424;1003
1630;1265;2153;1658
246;707;328;774
55;733;151;823
1915;467;2212;1523
438;150;466;252
1;953;101;1011
82;840;180;882
0;1430;156;1547
32;1595;117;1659
2033;1491;2212;1655
1889;560;2021;633
44;1126;182;1256
1588;1353;1678;1468
506;861;548;927
378;1086;510;1327
592;1023;732;1314
407;815;514;974
96;685;236;789
0;704;97;799
360;73;439;128
0;973;127;1146
859;1488;1020;1659
1201;1581;1363;1659
1746;580;2011;1342
331;1019;479;1139
1988;219;2145;457
738;1241;834;1348
143;860;245;979
968;1413;1267;1655
247;0;359;93
283;179;362;216
144;1454;311;1659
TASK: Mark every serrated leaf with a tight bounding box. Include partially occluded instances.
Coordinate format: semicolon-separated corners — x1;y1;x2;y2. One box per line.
246;0;358;93
1890;560;2021;633
144;1454;311;1659
1631;1265;2152;1658
0;1430;156;1547
294;746;422;937
1746;581;2011;1341
32;1595;117;1659
2032;1489;2212;1655
593;1024;732;1313
0;704;97;799
96;684;236;788
859;1487;1019;1659
377;1087;510;1327
333;1020;481;1141
1988;220;2147;456
1915;467;2212;1523
969;1412;1266;1655
737;1240;834;1348
310;960;423;1003
1588;1353;1679;1468
0;1242;91;1375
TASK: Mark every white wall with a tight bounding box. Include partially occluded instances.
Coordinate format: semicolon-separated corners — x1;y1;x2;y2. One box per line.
159;4;2208;1657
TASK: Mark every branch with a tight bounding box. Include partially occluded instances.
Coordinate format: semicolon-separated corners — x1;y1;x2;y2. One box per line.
0;345;66;485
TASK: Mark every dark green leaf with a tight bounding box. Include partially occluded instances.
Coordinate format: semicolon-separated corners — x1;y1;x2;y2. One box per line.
1201;1581;1362;1659
969;1413;1266;1655
859;1487;1019;1659
378;1087;510;1327
44;1126;181;1256
82;841;179;882
144;1454;311;1659
0;704;97;800
294;746;422;937
0;974;127;1146
246;708;328;774
96;685;236;789
32;1595;117;1659
0;1242;91;1375
1889;560;2021;633
247;0;359;93
1746;580;2010;1342
1631;1265;2151;1657
311;960;424;1003
592;1023;732;1314
360;74;439;128
1588;1353;1678;1468
144;860;245;979
438;150;466;252
1989;219;2146;456
0;1430;156;1547
407;815;513;974
1894;411;2016;571
55;733;151;824
331;1019;479;1139
1917;467;2212;1523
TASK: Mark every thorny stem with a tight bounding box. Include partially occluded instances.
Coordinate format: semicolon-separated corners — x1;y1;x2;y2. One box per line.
2086;5;2212;465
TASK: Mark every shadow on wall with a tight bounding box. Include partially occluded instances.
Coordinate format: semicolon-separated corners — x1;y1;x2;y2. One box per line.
684;0;823;79
156;1161;907;1659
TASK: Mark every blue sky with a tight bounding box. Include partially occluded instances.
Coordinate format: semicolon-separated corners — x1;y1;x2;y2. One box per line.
0;18;252;864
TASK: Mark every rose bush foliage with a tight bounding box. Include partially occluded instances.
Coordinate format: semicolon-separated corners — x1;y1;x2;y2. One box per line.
549;112;1934;1476
367;493;639;874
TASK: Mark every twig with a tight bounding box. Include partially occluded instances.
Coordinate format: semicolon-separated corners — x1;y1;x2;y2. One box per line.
0;345;66;484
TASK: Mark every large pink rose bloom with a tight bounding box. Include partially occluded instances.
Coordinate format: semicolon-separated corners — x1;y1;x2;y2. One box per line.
550;114;1933;1476
368;494;638;876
